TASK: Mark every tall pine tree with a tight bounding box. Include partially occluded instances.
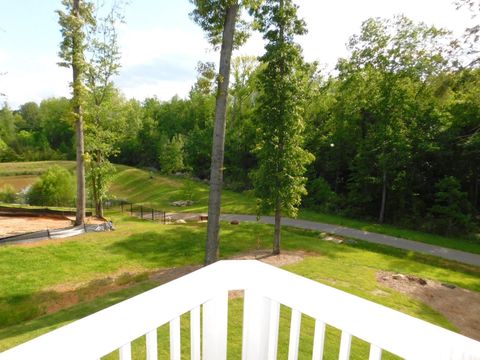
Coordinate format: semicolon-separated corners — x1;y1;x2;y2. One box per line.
253;0;314;254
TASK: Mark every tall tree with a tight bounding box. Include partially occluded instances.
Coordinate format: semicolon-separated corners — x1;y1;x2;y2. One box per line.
84;2;124;217
338;16;454;223
57;0;95;225
253;0;314;254
190;0;260;264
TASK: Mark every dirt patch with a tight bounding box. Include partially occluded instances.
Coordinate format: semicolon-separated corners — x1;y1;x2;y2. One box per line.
378;271;480;340
39;251;309;315
229;250;311;298
231;249;310;267
0;215;104;237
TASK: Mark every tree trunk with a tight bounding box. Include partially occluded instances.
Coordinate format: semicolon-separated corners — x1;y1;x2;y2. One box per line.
273;199;281;255
378;169;387;223
73;0;86;226
205;3;238;265
272;0;285;256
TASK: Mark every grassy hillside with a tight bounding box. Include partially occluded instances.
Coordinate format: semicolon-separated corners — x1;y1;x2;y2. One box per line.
110;167;256;214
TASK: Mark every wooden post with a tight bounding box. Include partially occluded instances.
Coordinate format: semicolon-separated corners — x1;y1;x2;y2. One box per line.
140;206;143;219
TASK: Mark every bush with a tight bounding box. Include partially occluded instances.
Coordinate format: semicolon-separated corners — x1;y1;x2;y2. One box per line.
303;177;339;212
158;134;185;175
27;166;75;207
426;176;476;235
0;184;17;203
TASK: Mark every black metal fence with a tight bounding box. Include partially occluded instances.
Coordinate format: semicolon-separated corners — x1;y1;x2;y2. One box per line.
104;199;168;224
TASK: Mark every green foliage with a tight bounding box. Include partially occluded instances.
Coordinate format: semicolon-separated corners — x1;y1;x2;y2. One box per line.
303;177;339;212
27;166;75;207
252;0;314;218
158;134;186;175
427;176;476;235
57;0;95;109
0;184;17;203
189;0;262;48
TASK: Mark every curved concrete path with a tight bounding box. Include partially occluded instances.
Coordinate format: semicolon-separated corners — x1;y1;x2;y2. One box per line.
220;214;480;267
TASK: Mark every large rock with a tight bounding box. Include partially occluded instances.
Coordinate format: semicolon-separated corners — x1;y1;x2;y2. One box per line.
170;200;194;207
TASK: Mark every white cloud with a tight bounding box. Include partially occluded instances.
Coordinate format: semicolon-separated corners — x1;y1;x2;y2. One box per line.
121;79;193;102
119;25;216;69
2;56;70;108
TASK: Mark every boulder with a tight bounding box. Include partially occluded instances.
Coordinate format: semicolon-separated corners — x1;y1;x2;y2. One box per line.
170;200;194;207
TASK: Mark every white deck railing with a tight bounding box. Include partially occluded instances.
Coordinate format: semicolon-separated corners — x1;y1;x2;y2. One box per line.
0;260;479;360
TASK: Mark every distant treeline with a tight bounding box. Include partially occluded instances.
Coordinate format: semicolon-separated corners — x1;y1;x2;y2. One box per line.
1;16;478;235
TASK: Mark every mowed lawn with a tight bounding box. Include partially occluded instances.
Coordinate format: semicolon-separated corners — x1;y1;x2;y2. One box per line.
0;212;479;357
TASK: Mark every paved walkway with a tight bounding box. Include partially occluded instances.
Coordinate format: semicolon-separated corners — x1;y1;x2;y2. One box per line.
220;214;480;267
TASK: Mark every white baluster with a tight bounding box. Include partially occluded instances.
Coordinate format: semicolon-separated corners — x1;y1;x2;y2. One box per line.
369;344;382;360
170;317;181;360
338;331;352;360
146;329;157;360
288;309;302;360
203;291;229;360
190;306;201;360
312;320;326;360
267;300;280;360
119;342;131;360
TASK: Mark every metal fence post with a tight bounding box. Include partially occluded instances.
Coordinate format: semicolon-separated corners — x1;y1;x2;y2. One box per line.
130;203;133;215
140;206;143;219
152;208;154;221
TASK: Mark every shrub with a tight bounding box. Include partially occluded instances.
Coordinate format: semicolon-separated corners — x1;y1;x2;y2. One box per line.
27;166;75;207
158;134;185;175
303;177;339;212
0;184;17;203
426;176;476;235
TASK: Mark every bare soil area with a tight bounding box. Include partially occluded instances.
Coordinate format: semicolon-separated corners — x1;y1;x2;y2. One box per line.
0;215;104;237
378;271;480;340
39;251;309;316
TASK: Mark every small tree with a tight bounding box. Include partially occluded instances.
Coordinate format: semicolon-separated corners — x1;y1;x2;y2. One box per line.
427;176;476;235
158;134;185;175
84;1;124;217
28;166;76;207
252;0;314;254
0;184;16;203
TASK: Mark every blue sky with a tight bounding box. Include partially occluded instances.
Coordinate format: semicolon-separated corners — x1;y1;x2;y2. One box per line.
0;0;474;108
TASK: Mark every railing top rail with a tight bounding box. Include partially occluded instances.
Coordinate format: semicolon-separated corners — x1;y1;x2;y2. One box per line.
1;261;479;360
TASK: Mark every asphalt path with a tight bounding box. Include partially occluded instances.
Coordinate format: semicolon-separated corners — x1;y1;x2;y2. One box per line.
220;214;480;267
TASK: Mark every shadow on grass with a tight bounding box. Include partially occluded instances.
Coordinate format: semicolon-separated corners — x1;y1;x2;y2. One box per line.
106;227;205;267
0;280;160;350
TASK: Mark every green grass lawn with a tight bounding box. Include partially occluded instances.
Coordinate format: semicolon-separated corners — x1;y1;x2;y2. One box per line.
0;212;478;356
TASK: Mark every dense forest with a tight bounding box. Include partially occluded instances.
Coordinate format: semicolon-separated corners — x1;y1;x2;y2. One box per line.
0;10;479;236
